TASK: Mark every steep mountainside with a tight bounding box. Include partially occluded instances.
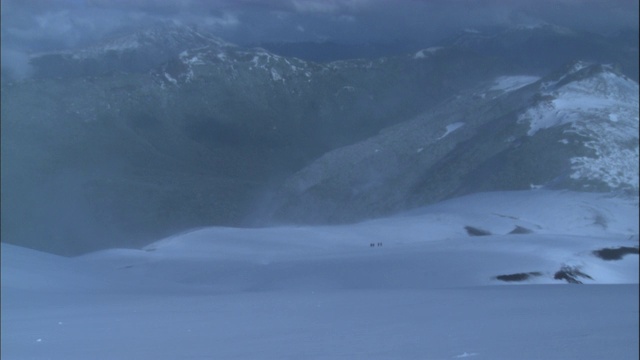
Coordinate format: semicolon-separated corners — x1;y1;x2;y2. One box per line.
2;25;510;255
265;63;639;224
2;23;638;255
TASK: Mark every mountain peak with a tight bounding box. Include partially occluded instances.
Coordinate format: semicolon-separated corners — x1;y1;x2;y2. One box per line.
28;23;232;78
541;61;634;93
518;62;639;192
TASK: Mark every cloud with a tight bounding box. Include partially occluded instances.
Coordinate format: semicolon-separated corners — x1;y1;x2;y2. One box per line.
34;10;74;33
203;12;240;28
291;0;375;13
291;0;341;13
0;0;637;57
1;49;33;80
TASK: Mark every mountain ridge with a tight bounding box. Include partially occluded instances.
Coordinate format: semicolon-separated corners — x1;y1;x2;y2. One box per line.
2;23;638;255
263;63;638;224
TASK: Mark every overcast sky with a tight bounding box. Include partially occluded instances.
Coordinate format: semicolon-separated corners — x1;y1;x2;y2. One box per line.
1;0;638;78
2;0;638;48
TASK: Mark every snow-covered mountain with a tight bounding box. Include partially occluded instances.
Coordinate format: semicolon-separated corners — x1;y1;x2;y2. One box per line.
264;62;639;224
29;23;232;78
2;23;638;255
2;22;639;359
521;62;638;190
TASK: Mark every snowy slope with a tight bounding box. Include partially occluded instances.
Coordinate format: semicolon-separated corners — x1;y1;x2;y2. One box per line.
266;62;639;224
2;190;638;359
519;63;639;191
80;190;639;289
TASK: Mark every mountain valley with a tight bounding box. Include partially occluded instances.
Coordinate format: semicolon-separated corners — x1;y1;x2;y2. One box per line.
1;23;637;255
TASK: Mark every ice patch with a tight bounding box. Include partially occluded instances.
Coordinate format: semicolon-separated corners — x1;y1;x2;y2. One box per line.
490;75;540;92
455;352;479;358
271;68;283;82
164;72;178;85
570;61;589;73
413;47;442;59
438;122;465;140
251;55;260;68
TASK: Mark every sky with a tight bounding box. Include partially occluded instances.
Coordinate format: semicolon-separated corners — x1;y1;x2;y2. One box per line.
0;0;638;78
2;0;638;49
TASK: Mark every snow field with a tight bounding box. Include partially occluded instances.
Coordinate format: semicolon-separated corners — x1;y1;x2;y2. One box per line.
2;190;638;359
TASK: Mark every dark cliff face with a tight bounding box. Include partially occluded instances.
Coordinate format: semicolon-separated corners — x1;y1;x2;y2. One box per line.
2;24;638;255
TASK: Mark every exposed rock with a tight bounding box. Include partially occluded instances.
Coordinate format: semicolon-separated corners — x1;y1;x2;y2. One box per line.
495;272;543;282
509;226;534;234
554;265;593;284
465;226;492;237
592;247;639;261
